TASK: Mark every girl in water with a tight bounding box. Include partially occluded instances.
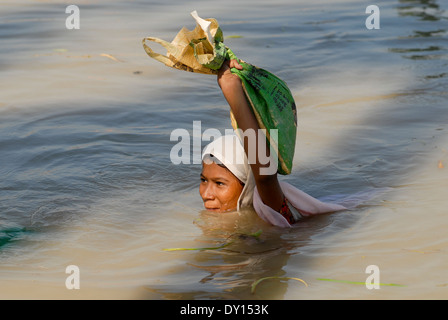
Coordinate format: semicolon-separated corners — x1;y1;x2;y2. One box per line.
200;59;347;228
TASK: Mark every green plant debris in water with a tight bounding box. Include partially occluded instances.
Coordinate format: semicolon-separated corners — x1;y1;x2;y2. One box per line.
317;278;406;287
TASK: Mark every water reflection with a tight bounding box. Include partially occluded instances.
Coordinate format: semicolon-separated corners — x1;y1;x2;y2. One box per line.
141;209;335;300
397;0;446;21
391;0;447;62
408;29;446;37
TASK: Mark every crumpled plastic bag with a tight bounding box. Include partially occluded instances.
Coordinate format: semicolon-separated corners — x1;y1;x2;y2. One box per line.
142;11;223;74
142;11;297;175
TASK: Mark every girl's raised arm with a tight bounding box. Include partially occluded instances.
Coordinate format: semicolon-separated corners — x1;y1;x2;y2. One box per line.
217;59;285;212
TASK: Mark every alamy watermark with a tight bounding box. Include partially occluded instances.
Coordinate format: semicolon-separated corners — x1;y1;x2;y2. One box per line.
65;265;80;289
170;121;278;176
365;5;380;30
365;264;380;289
63;264;382;290
64;4;380;31
65;5;80;30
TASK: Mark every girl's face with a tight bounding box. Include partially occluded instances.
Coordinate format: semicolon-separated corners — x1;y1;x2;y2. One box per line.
199;162;244;213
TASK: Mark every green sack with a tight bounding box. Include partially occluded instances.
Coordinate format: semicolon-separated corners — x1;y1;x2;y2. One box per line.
227;51;297;175
143;11;297;175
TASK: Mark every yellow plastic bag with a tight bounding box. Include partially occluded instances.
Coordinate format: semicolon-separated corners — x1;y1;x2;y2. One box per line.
142;11;223;75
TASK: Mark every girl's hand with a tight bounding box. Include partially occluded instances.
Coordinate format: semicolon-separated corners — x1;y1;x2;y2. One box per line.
217;59;243;80
229;59;243;70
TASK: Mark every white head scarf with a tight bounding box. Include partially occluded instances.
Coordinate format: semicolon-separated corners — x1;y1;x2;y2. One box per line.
202;134;255;211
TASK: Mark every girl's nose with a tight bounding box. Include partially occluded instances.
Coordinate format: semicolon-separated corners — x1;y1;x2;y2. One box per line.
201;184;215;201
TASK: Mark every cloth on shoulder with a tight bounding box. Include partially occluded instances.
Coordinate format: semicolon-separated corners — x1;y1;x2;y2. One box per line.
253;182;346;228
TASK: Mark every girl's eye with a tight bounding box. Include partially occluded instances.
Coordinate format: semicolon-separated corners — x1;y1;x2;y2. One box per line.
216;181;225;186
200;177;206;183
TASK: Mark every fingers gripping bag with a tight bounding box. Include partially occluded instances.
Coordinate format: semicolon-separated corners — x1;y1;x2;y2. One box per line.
142;11;297;175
